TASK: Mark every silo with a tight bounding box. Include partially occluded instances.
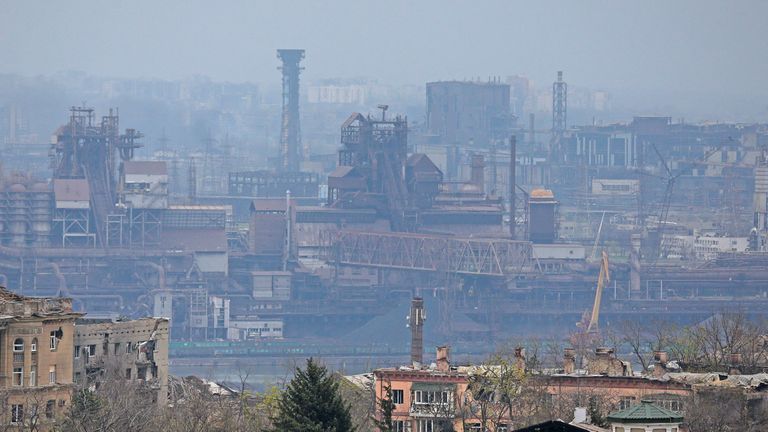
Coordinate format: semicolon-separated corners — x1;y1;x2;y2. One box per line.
528;188;558;244
29;182;52;247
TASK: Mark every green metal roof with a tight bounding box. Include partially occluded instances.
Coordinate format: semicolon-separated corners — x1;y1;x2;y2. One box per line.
607;400;684;424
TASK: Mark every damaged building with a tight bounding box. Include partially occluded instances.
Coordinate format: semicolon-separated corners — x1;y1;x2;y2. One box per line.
0;287;80;428
73;317;169;405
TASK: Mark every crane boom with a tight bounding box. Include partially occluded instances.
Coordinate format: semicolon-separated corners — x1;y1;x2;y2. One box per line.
587;251;610;333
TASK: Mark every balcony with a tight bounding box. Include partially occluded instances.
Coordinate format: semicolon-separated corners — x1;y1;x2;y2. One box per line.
409;387;455;419
409;402;455;419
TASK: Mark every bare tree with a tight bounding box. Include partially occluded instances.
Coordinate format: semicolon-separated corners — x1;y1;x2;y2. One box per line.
669;312;768;372
616;320;674;372
64;366;159;432
685;388;749;432
0;389;52;432
337;373;375;432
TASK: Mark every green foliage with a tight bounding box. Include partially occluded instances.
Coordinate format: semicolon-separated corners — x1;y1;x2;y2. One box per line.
587;397;608;428
271;357;356;432
63;389;104;431
373;384;395;432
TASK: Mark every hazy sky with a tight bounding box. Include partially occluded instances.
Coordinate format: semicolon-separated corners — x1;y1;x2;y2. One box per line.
1;0;767;115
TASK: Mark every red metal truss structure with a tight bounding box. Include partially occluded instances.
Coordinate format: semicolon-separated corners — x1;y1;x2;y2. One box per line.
322;230;534;277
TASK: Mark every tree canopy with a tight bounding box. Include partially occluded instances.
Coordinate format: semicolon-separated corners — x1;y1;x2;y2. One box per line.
271;358;355;432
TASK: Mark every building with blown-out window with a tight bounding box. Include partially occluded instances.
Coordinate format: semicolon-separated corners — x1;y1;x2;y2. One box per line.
0;286;82;429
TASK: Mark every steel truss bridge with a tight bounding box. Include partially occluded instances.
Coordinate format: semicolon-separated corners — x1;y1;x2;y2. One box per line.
322;230;535;277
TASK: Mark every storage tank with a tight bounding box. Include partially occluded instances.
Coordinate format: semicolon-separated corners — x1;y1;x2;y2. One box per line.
7;183;28;247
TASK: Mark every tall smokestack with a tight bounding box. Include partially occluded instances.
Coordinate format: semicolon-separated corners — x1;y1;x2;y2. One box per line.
409;297;425;367
277;49;305;172
510;135;516;239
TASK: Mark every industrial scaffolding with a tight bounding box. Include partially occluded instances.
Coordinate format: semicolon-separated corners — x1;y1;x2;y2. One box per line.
322;230;535;277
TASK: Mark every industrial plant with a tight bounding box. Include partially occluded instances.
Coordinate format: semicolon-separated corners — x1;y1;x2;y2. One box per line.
1;53;767;366
4;0;768;429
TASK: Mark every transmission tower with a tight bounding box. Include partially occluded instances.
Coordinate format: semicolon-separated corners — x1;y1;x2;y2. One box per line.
551;71;568;160
552;71;567;133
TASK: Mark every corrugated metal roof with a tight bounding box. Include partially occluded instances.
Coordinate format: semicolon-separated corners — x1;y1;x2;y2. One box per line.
168;205;231;212
124;161;167;175
250;199;295;212
53;179;90;202
160;229;227;252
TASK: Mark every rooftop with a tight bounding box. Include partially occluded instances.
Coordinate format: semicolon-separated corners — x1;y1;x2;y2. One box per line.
512;420;607;432
607;400;683;424
530;188;555;199
0;286;78;319
328;166;362;178
251;198;295;212
124;160;167;175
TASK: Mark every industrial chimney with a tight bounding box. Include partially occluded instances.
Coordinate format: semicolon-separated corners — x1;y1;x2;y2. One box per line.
409;297;425;367
277;49;305;172
564;348;576;374
436;346;450;372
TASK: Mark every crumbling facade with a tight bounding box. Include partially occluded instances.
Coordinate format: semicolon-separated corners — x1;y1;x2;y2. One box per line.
73;317;169;405
0;287;81;428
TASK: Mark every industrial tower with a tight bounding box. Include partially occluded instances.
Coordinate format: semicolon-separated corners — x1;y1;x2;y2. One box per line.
752;143;768;251
551;71;567;160
277;49;305;172
552;71;567;133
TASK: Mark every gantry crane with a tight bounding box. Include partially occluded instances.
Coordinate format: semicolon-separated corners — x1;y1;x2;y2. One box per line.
644;137;736;262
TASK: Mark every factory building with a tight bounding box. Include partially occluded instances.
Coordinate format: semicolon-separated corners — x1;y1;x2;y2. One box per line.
3;91;768;362
426;80;514;148
0;175;53;248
